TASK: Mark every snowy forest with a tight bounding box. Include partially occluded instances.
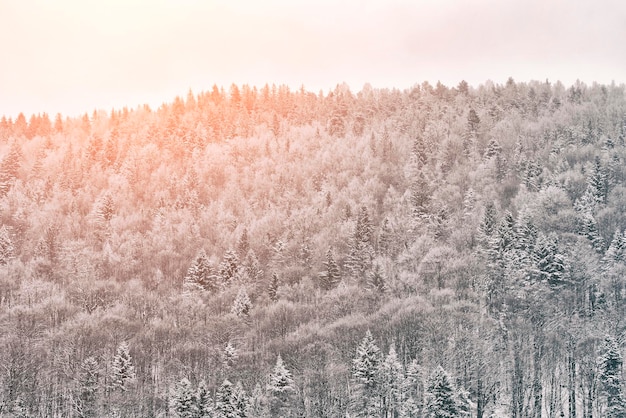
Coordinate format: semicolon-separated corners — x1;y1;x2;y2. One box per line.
0;78;625;417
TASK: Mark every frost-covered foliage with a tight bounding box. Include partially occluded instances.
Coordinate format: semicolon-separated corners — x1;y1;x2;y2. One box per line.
0;79;625;416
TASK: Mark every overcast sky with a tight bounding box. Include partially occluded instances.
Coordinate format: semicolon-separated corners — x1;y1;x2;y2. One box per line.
1;0;624;118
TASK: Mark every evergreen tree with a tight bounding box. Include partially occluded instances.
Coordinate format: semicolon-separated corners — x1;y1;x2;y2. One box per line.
479;202;497;240
0;225;14;265
424;366;458;418
183;250;215;293
194;380;213;418
233;382;250;418
604;229;626;268
231;287;252;318
380;344;404;418
598;335;626;418
268;355;295;416
95;193;114;225
237;228;250;257
581;211;605;252
222;342;238;370
110;341;136;391
534;233;568;287
377;217;392;256
219;250;240;285
319;248;341;290
268;272;279;302
598;335;626;417
351;330;382;417
77;356;100;418
215;379;238;418
367;261;386;293
346;206;374;279
589;156;608;204
170;378;195;418
0;141;22;196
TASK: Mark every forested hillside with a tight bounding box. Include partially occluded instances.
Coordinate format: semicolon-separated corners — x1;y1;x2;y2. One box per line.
0;79;625;417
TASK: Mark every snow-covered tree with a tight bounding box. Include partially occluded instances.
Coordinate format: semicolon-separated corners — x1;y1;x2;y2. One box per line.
231;287;252;318
223;342;238;369
77;356;100;418
170;378;195;418
599;335;626;417
319;248;341;290
380;344;404;418
195;380;213;418
184;250;216;293
351;330;382;417
0;224;14;265
268;272;279;302
110;341;136;391
268;355;295;416
215;379;237;418
534;232;568;287
424;366;458;418
219;250;240;285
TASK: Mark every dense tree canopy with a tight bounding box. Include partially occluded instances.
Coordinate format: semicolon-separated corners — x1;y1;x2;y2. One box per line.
0;79;625;416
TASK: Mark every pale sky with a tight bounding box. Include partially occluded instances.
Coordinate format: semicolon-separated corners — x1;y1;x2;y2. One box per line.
1;0;625;118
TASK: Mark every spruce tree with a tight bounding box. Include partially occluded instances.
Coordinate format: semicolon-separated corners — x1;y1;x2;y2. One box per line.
351;330;382;417
110;341;136;392
319;248;341;290
77;356;100;418
194;380;213;418
268;272;279;302
231;287;252;318
534;233;568;287
215;379;237;418
380;344;404;418
268;355;295;416
170;378;195;418
0;225;14;265
183;250;215;293
222;342;238;370
599;335;626;417
424;366;458;418
219;250;240;285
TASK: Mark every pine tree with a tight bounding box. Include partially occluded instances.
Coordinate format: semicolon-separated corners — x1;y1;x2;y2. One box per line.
351;330;382;417
223;342;238;370
380;344;404;418
95;193;114;226
0;141;22;196
589;156;608;204
231;288;252;318
219;250;240;285
215;379;237;418
319;248;341;290
268;272;279;302
367;261;386;293
604;229;626;269
346;206;375;279
110;341;136;391
424;366;458;418
0;225;14;265
170;378;195;418
598;335;626;417
77;356;100;418
232;382;250;418
268;355;295;416
581;211;605;252
377;217;392;256
479;203;497;242
237;228;250;257
534;233;568;287
183;250;215;293
194;380;213;418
